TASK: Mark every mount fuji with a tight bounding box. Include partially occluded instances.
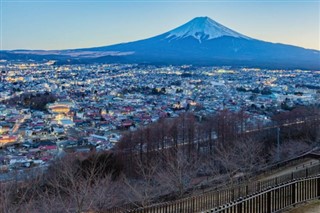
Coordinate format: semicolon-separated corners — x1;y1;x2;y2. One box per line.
2;17;320;69
165;16;251;42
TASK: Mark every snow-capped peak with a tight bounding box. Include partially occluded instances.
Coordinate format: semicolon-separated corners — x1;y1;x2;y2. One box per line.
166;16;251;42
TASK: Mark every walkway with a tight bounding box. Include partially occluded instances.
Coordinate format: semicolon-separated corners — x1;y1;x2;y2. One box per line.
258;159;320;181
286;201;320;213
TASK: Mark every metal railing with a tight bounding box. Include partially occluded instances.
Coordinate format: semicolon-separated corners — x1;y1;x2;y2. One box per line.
207;175;320;213
106;164;320;213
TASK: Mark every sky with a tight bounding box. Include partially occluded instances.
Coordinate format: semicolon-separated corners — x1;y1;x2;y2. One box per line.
1;0;319;50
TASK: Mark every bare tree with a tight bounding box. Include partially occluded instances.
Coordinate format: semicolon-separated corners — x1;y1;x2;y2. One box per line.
0;174;45;213
269;139;313;163
87;175;124;212
46;152;122;213
121;155;166;207
157;149;199;198
0;181;17;213
215;138;266;184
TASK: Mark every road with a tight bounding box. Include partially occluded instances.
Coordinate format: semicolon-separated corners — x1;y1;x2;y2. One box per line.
244;115;320;135
12;114;27;134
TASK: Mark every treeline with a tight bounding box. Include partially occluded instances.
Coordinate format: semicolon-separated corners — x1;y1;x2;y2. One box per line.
1;106;319;212
117;106;320;166
272;106;320;141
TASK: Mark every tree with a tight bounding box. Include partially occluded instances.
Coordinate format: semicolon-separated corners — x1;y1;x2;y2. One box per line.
269;139;312;163
0;172;45;213
45;152;123;213
156;149;199;197
215;138;266;184
122;157;164;207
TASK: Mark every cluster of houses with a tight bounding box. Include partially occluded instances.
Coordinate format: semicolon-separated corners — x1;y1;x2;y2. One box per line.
0;61;319;176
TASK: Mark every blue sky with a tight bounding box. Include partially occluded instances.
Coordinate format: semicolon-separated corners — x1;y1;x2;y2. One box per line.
1;0;319;50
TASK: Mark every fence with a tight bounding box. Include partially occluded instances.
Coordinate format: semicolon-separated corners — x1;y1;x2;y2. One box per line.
207;175;320;213
107;163;320;213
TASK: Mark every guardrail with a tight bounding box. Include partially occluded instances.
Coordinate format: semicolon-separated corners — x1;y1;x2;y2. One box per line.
206;175;320;213
107;164;320;213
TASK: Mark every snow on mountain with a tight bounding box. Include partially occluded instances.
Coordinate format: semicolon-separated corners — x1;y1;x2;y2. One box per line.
166;16;251;42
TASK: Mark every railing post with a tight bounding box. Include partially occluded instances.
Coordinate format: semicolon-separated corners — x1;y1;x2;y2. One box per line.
292;182;296;205
232;188;235;201
192;197;195;212
267;191;271;213
317;177;320;198
237;200;242;213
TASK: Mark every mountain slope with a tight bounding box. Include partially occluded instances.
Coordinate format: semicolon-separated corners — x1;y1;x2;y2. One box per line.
2;17;320;69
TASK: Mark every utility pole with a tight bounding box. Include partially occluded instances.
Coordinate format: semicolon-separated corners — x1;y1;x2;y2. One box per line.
277;127;280;161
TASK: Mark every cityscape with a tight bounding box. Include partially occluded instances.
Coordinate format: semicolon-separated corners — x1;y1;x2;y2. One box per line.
0;62;319;172
0;1;320;213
